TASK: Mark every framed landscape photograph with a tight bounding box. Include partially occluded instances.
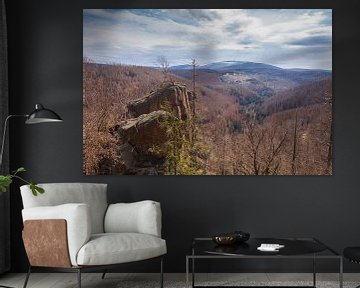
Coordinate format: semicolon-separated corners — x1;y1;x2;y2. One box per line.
83;9;332;175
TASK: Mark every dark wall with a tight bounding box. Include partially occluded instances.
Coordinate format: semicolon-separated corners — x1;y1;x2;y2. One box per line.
5;0;360;273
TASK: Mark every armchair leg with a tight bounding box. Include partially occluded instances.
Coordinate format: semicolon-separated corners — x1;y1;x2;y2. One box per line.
101;270;107;279
160;257;164;288
77;268;81;288
23;266;31;288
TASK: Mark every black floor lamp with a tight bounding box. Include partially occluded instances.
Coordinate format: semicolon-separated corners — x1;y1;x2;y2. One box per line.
0;103;63;167
0;103;62;288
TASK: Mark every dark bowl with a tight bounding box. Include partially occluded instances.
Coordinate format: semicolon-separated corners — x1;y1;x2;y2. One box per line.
233;230;250;242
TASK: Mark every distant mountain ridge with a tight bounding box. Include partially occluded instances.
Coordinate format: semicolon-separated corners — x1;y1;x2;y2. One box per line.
171;60;332;90
170;60;332;106
202;61;283;71
171;60;331;74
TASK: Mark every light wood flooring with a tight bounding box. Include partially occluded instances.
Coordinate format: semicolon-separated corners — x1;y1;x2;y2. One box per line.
1;273;360;288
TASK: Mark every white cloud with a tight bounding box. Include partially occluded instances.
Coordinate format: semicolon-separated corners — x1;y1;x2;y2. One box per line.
83;9;332;69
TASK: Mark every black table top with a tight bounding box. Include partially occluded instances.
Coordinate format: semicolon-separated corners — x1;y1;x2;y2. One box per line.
192;238;337;257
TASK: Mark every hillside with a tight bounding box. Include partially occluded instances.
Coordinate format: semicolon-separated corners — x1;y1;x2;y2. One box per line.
83;61;236;175
260;78;332;117
83;60;332;175
171;61;331;85
171;61;332;110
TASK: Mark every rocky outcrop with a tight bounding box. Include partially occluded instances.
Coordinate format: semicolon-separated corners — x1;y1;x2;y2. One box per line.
127;83;194;120
116;110;173;157
110;83;194;175
115;143;138;173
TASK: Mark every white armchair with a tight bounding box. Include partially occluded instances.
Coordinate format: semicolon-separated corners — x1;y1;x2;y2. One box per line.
20;183;166;288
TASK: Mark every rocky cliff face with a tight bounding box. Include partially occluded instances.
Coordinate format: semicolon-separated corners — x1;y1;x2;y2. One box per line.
111;82;194;175
118;110;173;157
127;83;194;120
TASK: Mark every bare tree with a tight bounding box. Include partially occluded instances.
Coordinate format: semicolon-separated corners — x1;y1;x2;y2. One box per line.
291;109;298;175
240;117;288;175
157;55;171;82
190;59;197;117
324;91;333;174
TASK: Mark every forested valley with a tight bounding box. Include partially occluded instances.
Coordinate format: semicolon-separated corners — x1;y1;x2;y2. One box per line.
83;59;332;175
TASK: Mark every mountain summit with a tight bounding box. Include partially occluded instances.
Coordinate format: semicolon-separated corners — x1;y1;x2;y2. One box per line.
171;61;331;73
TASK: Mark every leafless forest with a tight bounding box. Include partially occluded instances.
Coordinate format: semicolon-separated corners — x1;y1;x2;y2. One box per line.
83;58;332;175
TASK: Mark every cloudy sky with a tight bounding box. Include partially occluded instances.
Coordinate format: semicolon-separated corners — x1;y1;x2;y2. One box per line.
83;9;332;70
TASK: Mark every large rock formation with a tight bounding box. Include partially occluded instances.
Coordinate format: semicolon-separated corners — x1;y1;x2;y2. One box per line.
110;82;194;175
127;83;194;120
117;110;173;157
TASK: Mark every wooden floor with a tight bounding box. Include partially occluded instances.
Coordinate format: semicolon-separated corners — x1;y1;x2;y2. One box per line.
0;273;359;288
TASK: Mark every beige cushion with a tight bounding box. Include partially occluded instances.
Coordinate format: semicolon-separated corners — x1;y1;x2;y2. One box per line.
20;183;107;234
76;233;167;266
104;201;162;237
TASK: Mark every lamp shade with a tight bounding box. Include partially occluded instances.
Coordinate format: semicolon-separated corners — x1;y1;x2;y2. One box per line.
25;104;63;124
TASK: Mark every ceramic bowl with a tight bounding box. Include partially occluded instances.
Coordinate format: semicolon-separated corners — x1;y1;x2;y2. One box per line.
212;233;238;245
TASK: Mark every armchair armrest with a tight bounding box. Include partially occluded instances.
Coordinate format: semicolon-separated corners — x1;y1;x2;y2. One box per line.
104;200;162;237
22;203;91;266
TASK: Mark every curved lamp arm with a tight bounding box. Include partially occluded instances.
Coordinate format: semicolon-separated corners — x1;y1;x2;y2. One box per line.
0;104;63;169
0;114;28;168
0;104;63;168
